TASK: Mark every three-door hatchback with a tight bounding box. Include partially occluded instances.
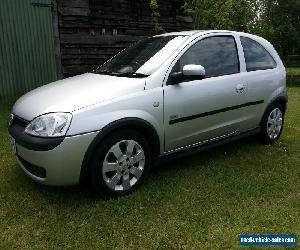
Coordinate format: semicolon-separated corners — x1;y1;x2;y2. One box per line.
8;30;287;197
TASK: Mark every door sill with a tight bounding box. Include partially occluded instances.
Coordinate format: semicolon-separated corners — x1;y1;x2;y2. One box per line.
158;127;261;163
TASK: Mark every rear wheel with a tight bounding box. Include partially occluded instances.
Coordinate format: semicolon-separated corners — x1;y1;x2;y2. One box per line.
259;103;285;144
90;129;151;197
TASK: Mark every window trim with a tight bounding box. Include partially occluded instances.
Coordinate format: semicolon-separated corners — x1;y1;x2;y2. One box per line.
167;35;241;85
240;36;277;72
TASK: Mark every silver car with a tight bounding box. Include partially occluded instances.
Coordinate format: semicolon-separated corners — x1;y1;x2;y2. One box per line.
8;30;287;197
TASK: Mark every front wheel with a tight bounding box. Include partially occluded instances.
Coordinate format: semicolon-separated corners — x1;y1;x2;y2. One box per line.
259;103;285;144
90;129;151;197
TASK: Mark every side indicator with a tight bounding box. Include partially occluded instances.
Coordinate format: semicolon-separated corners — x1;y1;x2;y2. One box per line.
153;102;160;107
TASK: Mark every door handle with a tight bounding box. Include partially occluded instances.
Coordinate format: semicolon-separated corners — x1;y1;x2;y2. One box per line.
236;83;247;93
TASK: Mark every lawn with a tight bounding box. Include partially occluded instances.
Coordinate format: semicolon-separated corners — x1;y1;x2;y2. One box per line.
0;88;299;249
286;68;300;76
287;68;300;86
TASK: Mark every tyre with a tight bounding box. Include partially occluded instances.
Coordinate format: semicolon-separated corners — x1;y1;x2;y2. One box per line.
259;103;285;144
90;129;151;197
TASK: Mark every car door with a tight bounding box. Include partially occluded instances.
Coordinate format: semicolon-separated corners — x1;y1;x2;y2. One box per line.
164;35;249;152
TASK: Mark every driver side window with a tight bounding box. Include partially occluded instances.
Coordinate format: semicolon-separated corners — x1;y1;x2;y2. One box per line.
171;36;240;79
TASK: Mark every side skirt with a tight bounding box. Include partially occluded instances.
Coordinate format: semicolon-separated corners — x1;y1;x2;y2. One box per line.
157;127;261;164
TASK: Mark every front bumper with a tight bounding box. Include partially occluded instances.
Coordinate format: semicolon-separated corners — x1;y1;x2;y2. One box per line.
14;132;98;186
8;114;98;185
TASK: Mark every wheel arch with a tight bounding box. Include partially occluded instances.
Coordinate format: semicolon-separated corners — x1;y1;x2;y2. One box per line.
79;117;160;183
260;94;288;126
272;96;288;113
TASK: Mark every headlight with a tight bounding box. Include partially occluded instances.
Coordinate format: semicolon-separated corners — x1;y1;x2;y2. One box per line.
25;113;72;137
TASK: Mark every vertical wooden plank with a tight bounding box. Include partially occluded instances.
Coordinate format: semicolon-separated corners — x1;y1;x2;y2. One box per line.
52;0;63;80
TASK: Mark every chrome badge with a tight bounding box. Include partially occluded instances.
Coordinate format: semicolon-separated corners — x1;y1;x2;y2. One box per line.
8;113;14;126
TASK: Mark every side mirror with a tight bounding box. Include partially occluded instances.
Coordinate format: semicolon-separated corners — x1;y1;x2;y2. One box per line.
169;64;206;85
183;64;205;78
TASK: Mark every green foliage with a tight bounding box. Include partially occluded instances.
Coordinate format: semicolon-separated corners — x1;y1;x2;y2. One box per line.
150;0;164;34
149;0;159;12
183;0;300;58
183;0;257;31
251;0;300;57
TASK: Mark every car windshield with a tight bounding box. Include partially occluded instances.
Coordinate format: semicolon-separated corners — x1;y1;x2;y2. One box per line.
94;35;187;78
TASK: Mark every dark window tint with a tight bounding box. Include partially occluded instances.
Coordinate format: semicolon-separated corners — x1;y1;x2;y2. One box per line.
241;37;277;71
175;36;240;78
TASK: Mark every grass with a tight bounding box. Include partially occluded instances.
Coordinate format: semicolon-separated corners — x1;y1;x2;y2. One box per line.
286;67;300;76
287;68;300;86
0;88;300;249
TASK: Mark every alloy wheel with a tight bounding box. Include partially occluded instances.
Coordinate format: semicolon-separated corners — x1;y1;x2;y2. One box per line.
102;140;145;191
267;108;283;140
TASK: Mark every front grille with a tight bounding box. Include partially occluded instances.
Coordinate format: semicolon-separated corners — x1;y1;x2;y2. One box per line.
17;155;46;179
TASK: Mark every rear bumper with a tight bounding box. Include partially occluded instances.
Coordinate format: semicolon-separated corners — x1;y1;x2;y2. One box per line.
14;131;98;186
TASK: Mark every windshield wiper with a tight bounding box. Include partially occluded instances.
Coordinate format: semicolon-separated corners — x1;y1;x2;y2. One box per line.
94;70;149;78
115;72;149;78
95;70;114;75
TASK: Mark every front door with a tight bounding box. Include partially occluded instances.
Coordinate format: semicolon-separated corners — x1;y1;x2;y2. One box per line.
164;35;248;152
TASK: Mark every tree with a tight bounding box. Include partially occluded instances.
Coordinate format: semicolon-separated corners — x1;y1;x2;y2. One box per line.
183;0;257;31
150;0;164;34
251;0;300;57
183;0;300;58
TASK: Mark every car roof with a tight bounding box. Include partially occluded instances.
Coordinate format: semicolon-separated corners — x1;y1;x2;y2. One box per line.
155;30;267;44
156;30;234;37
155;30;255;37
156;30;203;36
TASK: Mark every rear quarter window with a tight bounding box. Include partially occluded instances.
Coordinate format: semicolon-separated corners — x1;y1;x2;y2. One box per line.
241;37;277;72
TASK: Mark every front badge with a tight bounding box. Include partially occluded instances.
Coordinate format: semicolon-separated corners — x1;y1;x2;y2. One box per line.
8;113;14;127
